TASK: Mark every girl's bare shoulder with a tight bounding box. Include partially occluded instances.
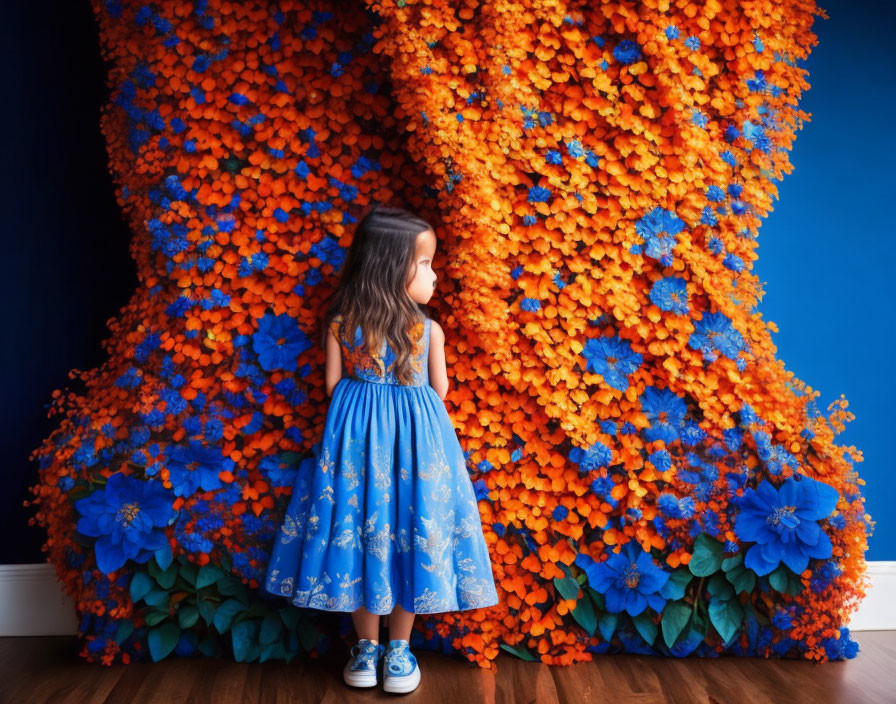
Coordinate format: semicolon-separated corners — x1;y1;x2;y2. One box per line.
428;319;444;341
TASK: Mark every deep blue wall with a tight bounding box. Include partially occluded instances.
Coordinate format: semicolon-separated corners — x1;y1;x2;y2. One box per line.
753;2;894;560
1;2;890;564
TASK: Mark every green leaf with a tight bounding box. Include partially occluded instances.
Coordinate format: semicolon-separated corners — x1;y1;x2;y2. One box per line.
721;553;743;573
178;605;200;629
219;552;233;574
553;576;581;601
213;598;247;634
148;623;180;661
725;561;756;595
198;633;218;657
661;602;691;648
769;564;804;596
298;620;318;652
154;542;173;571
632;611;658;646
499;643;538;661
260;641;287;663
260;613;282;646
707;573;735;601
659;568;692;600
149;558;178;590
179;561;199;588
198;597;217;627
569;592;597;636
708;598;743;644
688;534;723;577
114;619;134;645
144;609;169;627
196;564;226;589
232;619;260;662
597;611;618;642
143;588;169;610
218;575;250;603
280;607;300;632
129;572;154;603
585;587;605;611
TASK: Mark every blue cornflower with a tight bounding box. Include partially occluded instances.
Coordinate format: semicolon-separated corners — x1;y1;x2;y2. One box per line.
570;441;613;472
166;440;235;496
649;276;689;315
528;186;552;203
635;206;687;266
252;312;312;371
648;449;672;471
639;385;687;444
657;492;695;519
581;335;643;391
612;39;642;65
688;311;745;362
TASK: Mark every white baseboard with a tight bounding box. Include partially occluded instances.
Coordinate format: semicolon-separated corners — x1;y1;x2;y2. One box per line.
1;561;893;636
0;563;79;636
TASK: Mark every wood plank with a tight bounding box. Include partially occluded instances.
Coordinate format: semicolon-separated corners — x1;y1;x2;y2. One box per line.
0;632;891;704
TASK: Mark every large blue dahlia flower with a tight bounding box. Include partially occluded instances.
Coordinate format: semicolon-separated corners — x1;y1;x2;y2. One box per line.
74;472;175;574
574;540;670;616
734;476;839;576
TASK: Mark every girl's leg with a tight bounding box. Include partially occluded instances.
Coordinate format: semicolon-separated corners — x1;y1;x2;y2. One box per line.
351;605;381;643
387;603;416;642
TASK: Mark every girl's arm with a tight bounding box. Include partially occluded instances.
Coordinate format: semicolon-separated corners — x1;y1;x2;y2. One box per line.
324;324;343;397
428;320;449;400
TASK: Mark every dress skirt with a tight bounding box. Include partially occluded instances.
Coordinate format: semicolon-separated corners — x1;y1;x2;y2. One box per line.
263;375;501;615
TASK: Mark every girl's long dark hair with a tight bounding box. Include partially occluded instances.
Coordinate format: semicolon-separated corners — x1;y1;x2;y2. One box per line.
319;204;434;386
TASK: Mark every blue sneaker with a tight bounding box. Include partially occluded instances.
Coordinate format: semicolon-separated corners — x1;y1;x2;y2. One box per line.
343;638;385;688
382;639;421;694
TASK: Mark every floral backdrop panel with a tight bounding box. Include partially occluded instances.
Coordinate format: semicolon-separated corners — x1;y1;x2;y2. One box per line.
27;0;871;668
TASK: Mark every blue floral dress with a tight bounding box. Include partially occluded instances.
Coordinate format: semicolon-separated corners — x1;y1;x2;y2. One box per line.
264;313;500;615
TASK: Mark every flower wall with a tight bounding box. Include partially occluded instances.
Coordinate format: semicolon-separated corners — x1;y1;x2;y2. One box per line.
27;0;872;668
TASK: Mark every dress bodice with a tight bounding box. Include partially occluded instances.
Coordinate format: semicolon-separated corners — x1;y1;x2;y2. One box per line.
329;314;431;386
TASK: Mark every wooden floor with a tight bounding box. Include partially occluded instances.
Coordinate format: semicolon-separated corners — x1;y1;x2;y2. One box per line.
1;632;893;703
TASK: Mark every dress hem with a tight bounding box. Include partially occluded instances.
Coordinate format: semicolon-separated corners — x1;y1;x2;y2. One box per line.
263;584;500;615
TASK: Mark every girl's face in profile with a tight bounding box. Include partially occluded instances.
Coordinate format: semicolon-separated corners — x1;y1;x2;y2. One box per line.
406;228;437;305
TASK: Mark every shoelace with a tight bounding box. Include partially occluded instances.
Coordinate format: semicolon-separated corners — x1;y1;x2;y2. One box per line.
349;639;382;671
384;640;416;675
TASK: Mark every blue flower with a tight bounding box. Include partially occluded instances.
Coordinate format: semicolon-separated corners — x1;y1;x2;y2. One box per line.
74;473;174;574
734;476;839;576
528;186;552;203
635;207;687;266
649;276;689;315
639;385;687;444
252;312;312;371
688;311;745;362
570;441;613;472
166;440;235;496
581;334;643;391
574;541;670;616
520;297;541;312
612;39;642;65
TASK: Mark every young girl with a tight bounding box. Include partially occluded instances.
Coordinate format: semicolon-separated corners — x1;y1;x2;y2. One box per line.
264;204;500;693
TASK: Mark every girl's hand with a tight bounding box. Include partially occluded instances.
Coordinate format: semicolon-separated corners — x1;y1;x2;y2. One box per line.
428;320;449;400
